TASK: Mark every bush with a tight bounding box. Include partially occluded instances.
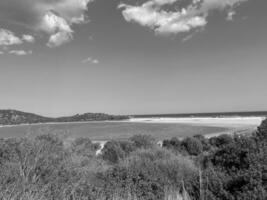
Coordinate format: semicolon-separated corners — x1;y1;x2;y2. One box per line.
256;118;267;141
162;137;182;150
118;140;136;155
101;140;136;164
130;134;156;149
101;141;126;164
206;134;267;199
181;137;203;156
209;134;233;148
71;137;100;157
1;120;266;200
101;147;198;200
193;135;211;152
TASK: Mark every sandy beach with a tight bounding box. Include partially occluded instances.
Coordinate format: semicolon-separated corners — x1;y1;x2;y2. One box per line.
128;117;264;127
129;116;265;138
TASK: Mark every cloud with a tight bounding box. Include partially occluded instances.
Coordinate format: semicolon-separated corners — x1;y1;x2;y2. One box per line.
0;0;93;47
82;57;99;64
47;31;73;48
118;0;248;36
43;11;73;47
0;29;23;46
9;50;33;56
0;51;3;55
227;10;236;21
22;35;35;43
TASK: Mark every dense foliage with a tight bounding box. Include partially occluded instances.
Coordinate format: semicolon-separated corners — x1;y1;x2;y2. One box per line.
163;119;267;199
0;119;266;200
0;110;129;125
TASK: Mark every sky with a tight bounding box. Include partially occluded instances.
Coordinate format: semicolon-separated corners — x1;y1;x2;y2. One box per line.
0;0;266;117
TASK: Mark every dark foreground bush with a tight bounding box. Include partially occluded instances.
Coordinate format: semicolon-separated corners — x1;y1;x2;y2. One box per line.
201;133;267;200
257;118;267;141
130;134;156;149
101;140;136;164
163;136;204;156
181;137;203;156
209;134;234;148
162;137;182;150
100;147;198;200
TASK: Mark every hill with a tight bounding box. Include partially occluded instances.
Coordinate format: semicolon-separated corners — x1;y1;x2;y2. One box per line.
0;110;129;125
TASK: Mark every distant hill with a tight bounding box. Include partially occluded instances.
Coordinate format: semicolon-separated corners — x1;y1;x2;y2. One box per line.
0;110;129;125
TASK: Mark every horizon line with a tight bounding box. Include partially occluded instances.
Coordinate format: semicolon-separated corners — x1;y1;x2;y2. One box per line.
1;108;267;118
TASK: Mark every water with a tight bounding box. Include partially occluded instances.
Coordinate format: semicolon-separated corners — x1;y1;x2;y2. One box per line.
0;121;228;140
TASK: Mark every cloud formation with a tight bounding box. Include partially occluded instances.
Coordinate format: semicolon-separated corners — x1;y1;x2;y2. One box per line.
9;50;33;56
0;29;23;46
0;0;93;47
118;0;248;36
22;35;35;43
43;11;74;47
82;57;99;64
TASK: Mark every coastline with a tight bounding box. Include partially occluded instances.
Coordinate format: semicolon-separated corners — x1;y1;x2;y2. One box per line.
0;117;263;143
0;119;130;128
0;116;264;128
128;116;264;127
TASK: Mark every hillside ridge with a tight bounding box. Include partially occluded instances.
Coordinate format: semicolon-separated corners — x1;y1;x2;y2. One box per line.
0;109;129;125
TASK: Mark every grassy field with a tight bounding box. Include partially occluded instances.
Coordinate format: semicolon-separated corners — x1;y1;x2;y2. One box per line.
0;121;229;140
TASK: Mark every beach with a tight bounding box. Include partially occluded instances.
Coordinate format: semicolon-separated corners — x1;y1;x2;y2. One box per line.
129;116;264;126
0;116;264;140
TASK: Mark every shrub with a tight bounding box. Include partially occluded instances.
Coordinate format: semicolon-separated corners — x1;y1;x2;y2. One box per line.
193;135;211;152
206;134;267;199
162;137;182;150
118;140;136;155
101;147;198;200
130;134;156;149
256;118;267;141
209;134;233;148
101;141;126;164
181;137;203;156
71;137;100;157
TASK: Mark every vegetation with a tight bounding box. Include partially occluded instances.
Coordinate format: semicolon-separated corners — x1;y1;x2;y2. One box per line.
0;110;129;125
0;119;266;199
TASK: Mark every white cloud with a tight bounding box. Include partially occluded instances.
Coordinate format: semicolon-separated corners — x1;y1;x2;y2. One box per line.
227;10;236;21
47;31;73;48
0;0;93;47
22;35;35;43
43;11;73;47
92;59;99;64
9;50;33;56
119;0;248;36
0;51;3;55
0;29;23;46
82;57;99;64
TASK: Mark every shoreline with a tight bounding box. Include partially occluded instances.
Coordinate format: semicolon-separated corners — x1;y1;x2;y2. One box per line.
128;116;264;127
0;116;264;128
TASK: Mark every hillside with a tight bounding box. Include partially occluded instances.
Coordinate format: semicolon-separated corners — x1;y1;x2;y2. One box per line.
0;110;129;125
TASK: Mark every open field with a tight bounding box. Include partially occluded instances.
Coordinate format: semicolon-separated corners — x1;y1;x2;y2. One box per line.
0;116;263;141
